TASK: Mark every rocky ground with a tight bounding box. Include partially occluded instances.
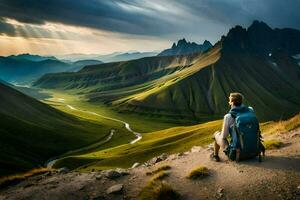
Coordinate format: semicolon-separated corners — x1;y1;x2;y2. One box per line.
1;130;300;200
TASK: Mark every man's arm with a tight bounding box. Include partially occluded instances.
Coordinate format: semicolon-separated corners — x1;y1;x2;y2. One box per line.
220;113;234;139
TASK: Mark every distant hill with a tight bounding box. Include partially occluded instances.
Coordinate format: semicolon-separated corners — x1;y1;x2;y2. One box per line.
7;54;57;62
0;56;72;84
0;81;111;176
34;21;300;122
71;59;103;71
104;52;158;62
34;53;201;95
56;51;158;63
55;53;119;62
0;55;104;84
158;39;212;56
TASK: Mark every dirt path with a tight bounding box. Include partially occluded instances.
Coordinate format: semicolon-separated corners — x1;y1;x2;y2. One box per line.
46;130;115;169
64;103;142;144
45;99;142;169
1;130;300;200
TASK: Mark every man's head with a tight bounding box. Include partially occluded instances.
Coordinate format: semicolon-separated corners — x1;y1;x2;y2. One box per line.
229;93;244;107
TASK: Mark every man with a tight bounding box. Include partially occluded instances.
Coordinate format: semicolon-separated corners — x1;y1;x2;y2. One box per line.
212;92;244;162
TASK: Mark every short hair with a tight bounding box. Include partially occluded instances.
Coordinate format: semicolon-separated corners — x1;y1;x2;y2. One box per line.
229;93;244;106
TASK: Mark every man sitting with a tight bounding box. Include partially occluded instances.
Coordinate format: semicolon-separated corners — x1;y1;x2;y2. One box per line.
212;92;244;162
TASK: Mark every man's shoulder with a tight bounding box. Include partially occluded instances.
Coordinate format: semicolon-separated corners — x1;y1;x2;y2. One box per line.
223;113;235;125
224;113;233;119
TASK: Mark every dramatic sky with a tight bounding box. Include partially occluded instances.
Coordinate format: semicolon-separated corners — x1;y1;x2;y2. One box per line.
0;0;299;56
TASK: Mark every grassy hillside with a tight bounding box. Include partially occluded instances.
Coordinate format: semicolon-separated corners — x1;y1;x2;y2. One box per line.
33;53;201;98
53;120;222;170
121;47;300;122
0;83;131;177
53;113;300;172
34;22;300;123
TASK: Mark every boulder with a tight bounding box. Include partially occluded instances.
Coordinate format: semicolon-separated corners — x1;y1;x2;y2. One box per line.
297;185;300;194
150;157;162;164
102;170;121;179
146;153;169;165
115;168;130;176
178;152;184;156
106;184;123;194
191;146;203;153
167;154;179;160
159;153;168;160
131;162;140;168
216;188;224;199
57;167;69;174
95;174;103;180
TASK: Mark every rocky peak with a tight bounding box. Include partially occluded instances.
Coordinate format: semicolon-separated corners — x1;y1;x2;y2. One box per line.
221;25;251;53
248;20;273;32
177;38;188;47
158;38;212;56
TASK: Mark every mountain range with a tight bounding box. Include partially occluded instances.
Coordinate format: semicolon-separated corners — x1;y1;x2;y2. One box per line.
56;51;158;63
158;39;212;56
34;21;300;122
0;54;102;84
7;54;57;62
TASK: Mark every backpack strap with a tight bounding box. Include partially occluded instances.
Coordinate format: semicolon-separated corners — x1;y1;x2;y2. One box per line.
229;111;237;119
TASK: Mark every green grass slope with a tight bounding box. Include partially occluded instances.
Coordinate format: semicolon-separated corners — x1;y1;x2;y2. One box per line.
33;53;201;100
114;25;300;122
54;112;300;172
0;83;129;177
121;47;300;122
53;120;222;170
34;22;300;123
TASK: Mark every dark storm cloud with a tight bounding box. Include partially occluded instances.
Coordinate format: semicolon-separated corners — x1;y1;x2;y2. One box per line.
177;0;300;29
0;0;177;36
0;0;300;40
0;18;16;36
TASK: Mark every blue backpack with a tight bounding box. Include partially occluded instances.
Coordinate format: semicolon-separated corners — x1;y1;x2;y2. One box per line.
225;105;265;162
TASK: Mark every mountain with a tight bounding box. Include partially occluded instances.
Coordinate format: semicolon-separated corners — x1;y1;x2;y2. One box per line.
246;20;300;56
71;59;103;71
0;81;113;176
104;51;158;62
34;52;201;96
34;21;300;122
0;56;73;84
56;51;158;63
7;54;57;62
0;54;104;84
55;53;118;62
158;39;212;56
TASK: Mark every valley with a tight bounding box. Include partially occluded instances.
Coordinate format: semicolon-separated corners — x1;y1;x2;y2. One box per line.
1;17;300;200
0;83;134;177
34;21;300;123
2;20;300;178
